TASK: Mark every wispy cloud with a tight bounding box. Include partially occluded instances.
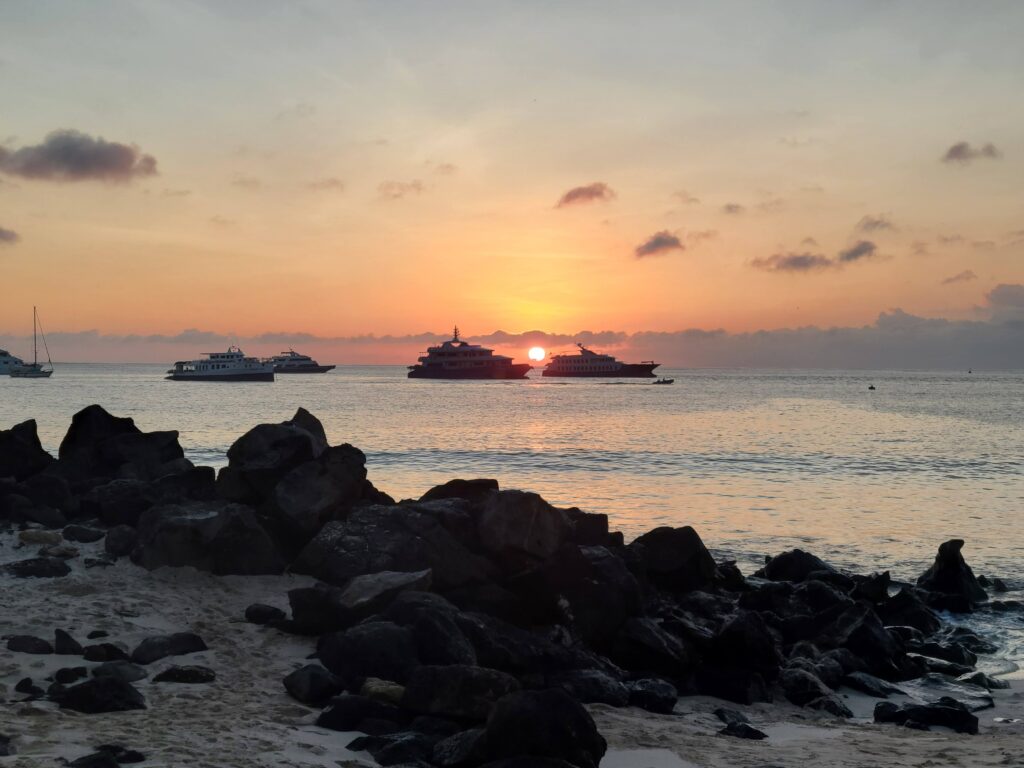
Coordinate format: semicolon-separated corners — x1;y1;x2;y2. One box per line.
910;240;930;256
686;230;718;244
941;270;977;285
0;129;157;183
634;231;684;259
275;102;315;120
721;203;745;215
430;162;458;176
161;188;191;197
231;174;261;189
856;214;895;233
0;226;19;245
378;180;424;200
942;141;1002;164
751;252;834;273
800;236;819;247
555;182;615;208
306;177;345;192
837;240;878;263
673;190;700;204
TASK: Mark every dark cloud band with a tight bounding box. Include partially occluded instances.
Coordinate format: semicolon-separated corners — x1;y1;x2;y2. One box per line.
0;130;157;182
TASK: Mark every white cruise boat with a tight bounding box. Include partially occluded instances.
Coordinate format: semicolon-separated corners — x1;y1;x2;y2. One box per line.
264;350;335;373
543;343;659;378
0;349;27;376
166;347;274;382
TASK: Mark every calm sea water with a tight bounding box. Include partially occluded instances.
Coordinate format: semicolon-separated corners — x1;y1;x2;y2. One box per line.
2;364;1022;673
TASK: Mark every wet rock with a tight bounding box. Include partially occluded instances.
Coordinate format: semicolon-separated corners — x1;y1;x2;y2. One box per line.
841;671;905;697
627;525;719;592
104;525;138;558
53;629;83;656
916;539;988;611
477;490;571;565
992;577;1008;593
130;632;208;664
244;603;286;625
316;694;407;732
874;697;978;734
6;635;53;654
781;667;832;706
482;689;606;768
15;677;45;697
958;671;1010;690
759;549;836;583
547;669;629;707
4;556;71;578
92;661;149;683
0;419;54;481
876;587;942;634
55;667;88;684
610;617;692;679
720;721;767;739
318;621;419;688
420;478;498;505
53;676;146;714
152;665;216;683
283;664;344;706
0;734;14;756
627;678;678;714
910;640;978;667
402;664;521;721
83;643;130;662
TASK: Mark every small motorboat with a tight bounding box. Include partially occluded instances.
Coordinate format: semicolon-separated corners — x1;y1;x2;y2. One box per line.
652;377;674;385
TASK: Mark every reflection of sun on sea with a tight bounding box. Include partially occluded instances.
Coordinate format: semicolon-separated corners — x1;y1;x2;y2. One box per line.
528;347;546;361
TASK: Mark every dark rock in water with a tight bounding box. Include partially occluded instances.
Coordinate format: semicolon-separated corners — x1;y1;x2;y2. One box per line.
0;734;14;756
627;678;678;714
720;721;767;739
0;419;54;481
104;524;138;558
851;571;892;603
69;753;120;768
62;524;105;543
885;624;926;646
79;746;146;765
402;664;521;721
781;668;832;706
918;656;973;677
4;556;71;578
477;490;571;565
916;539;988;611
83;643;129;662
92;661;148;683
710;610;783;679
55;667;88;684
87;631;109;639
482;689;607;768
316;694;407;732
759;549;836;583
565;509;611;547
132;502;284;575
842;671;905;698
293;504;495;590
245;603;286;625
958;671;1011;691
945;627;998;655
54;628;84;655
432;728;487;767
874;697;979;734
992;577;1008;593
627;525;719;592
713;707;749;726
547;669;629;707
902;672;996;712
876;588;942;634
284;407;330;455
130;632;207;664
694;665;771;704
283;664;343;706
15;677;44;697
610;617;692;679
318;621;419;688
152;665;216;684
216;419;323;504
54;676;146;714
910;640;978;667
7;635;54;654
420;478;499;505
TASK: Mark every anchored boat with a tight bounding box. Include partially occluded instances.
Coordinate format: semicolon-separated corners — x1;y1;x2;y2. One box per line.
408;327;532;379
9;307;54;379
166;347;275;382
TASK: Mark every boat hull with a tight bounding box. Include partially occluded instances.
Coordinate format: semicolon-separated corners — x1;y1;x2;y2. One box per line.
10;370;53;379
274;364;336;373
166;372;275;382
543;362;659;378
408;363;532;380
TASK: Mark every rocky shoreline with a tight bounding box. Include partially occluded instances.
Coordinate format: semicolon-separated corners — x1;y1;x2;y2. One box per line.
1;405;1021;767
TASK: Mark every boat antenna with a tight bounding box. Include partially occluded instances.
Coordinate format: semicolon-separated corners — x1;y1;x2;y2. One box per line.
453;325;460;342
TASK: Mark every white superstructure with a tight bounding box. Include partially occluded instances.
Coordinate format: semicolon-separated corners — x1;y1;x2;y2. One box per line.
0;349;27;376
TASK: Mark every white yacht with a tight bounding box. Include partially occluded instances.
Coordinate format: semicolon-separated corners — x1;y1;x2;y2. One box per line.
543;343;659;378
0;349;27;376
264;350;335;373
166;347;275;382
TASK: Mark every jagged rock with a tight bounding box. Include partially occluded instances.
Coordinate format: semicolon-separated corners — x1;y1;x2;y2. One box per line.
284;407;330;455
477;490;571;563
53;676;146;713
710;610;782;678
842;671;905;697
318;621;419;688
916;539;988;611
874;697;978;734
62;524;104;543
130;632;207;664
0;419;54;480
81;480;153;527
876;587;942;634
910;640;978;667
627;678;677;713
816;603;903;678
547;669;629;706
403;664;521;721
958;671;1010;690
4;556;70;578
83;643;129;662
7;635;53;654
338;569;434;618
92;661;149;683
420;478;499;504
807;695;853;718
627;525;719;592
132;501;284;575
992;577;1008;592
245;603;286;625
283;664;343;705
286;583;353;635
152;665;216;683
759;549;836;583
361;677;406;706
432;728;487;767
316;694;407;732
382;592;478;667
781;667;832;706
216;419;323;503
53;629;83;655
104;524;138;557
610;617;692;679
720;721;767;739
482;689;606;768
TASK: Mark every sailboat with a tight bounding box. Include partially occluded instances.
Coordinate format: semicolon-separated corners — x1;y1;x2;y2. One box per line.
10;307;54;379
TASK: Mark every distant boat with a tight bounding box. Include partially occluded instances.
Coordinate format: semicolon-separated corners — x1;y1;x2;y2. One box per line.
264;349;335;374
407;326;532;379
543;343;659;378
9;307;53;379
166;346;274;382
652;377;674;385
0;348;27;376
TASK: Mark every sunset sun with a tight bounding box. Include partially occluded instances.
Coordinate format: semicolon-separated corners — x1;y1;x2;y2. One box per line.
528;346;546;361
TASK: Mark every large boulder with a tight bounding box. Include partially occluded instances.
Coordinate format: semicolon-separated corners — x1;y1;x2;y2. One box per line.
53;676;146;714
131;501;284;575
4;556;70;578
627;526;719;592
0;419;54;480
382;592;479;667
759;549;836;583
420;478;499;505
402;664;521;721
916;539;988;611
477;490;571;564
709;610;783;679
293;504;495;590
874;697;978;734
317;621;420;688
482;689;606;768
609;617;692;679
130;632;207;664
286;570;433;635
816;603;905;679
283;664;344;706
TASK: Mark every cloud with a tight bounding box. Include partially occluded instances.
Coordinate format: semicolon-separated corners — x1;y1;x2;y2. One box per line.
837;240;878;263
721;203;745;215
686;230;718;244
555;182;615;208
0;129;157;182
0;226;19;245
986;283;1024;321
634;231;684;259
938;234;965;245
306;177;345;192
756;198;785;213
231;174;261;189
751;252;834;273
971;240;996;250
942;141;1002;164
431;162;458;176
276;102;315;120
378;180;424;200
800;237;819;247
161;188;191;197
856;214;895;233
941;270;977;285
673;190;700;204
910;240;930;256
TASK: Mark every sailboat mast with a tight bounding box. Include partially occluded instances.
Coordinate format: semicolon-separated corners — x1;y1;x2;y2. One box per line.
33;306;38;365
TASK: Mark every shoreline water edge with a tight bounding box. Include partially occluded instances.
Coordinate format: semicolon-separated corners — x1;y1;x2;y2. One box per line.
1;405;1022;767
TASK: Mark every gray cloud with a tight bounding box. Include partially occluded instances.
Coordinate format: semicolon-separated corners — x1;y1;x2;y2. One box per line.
634;231;684;258
751;252;834;273
856;214;895;233
837;240;878;263
938;234;965;245
721;203;745;215
378;180;425;200
673;190;700;204
800;236;819;247
911;240;930;256
0;130;157;182
432;162;458;176
307;177;345;192
986;283;1024;321
555;182;615;208
0;226;19;245
942;141;1002;164
941;270;977;285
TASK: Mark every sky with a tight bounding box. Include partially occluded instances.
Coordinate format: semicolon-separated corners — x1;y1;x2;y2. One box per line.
1;0;1022;367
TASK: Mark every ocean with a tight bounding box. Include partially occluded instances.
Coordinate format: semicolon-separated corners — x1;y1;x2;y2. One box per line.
2;364;1022;674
